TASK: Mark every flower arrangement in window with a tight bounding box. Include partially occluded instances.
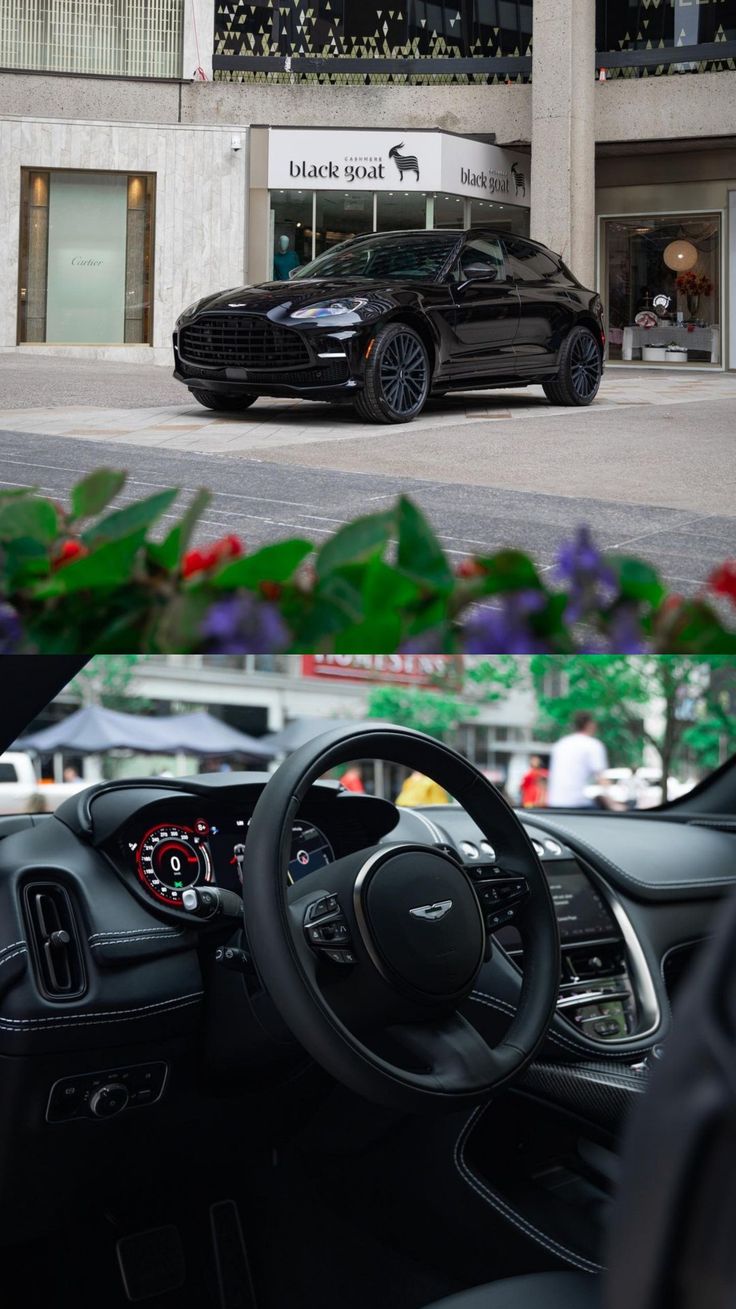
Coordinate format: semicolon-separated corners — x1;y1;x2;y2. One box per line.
675;271;713;298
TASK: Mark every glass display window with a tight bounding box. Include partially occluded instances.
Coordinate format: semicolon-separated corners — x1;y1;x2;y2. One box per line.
602;213;721;366
17;169;155;345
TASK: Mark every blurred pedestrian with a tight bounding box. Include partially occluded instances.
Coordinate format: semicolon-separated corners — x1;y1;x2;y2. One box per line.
547;712;608;808
396;771;448;807
340;766;365;794
519;755;548;808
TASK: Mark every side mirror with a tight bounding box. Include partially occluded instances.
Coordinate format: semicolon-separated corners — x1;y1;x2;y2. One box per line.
459;262;499;285
288;267;299;280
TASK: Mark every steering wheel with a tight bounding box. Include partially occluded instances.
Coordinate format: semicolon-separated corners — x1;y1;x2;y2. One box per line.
243;725;559;1110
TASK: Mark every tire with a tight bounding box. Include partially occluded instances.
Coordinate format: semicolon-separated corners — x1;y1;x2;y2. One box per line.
190;390;258;412
354;323;431;424
542;326;602;407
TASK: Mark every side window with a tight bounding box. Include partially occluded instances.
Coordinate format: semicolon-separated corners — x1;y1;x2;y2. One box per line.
457;236;505;282
504;238;560;282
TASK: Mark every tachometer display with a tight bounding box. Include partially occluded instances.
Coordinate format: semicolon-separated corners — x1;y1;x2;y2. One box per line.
288;821;334;882
136;824;213;905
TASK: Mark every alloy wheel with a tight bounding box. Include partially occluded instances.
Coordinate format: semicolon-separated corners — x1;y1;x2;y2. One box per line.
570;332;601;400
379;331;429;416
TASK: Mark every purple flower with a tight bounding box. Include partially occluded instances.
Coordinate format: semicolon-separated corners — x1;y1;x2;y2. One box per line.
605;604;646;654
555;525;617;622
201;594;288;654
0;603;22;654
462;590;548;653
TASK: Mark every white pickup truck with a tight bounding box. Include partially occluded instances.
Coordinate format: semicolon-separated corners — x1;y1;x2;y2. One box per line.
0;753;87;815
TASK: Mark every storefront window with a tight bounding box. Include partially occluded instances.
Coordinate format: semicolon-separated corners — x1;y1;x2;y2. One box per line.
434;194;466;228
18;169;154;345
314;192;373;257
270;189;313;281
603;214;721;367
376;191;428;231
471;198;530;236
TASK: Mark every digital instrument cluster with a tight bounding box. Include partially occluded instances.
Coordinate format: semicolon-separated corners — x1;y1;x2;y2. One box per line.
133;815;335;907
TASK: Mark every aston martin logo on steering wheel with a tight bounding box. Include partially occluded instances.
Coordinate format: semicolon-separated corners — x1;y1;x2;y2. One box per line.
409;900;453;922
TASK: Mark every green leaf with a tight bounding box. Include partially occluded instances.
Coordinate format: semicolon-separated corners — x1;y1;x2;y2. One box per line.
2;537;51;589
609;556;666;608
82;488;179;548
213;538;312;589
315;507;396;579
70;469;127;521
473;549;543;596
33;533;146;596
396;497;453;592
147;488;212;571
0;496;58;545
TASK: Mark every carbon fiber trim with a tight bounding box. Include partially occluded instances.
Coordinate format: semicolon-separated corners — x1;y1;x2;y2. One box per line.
520;1060;648;1129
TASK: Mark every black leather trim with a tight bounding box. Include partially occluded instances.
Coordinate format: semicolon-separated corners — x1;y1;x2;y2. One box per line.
424;1272;601;1309
523;814;736;901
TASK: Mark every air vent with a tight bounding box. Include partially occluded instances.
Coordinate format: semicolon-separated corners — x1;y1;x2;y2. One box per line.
22;882;86;1000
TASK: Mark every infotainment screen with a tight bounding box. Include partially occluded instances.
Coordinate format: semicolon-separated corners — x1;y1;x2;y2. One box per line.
546;869;616;943
495;863;616;950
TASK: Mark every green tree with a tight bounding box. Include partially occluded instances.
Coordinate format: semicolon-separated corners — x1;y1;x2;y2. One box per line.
529;656;736;796
366;686;476;740
69;655;150;710
366;657;520;741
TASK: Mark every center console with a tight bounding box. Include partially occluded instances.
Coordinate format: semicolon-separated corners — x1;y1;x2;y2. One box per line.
456;825;659;1045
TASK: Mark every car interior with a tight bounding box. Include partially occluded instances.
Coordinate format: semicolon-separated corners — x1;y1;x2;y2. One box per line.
2;658;735;1309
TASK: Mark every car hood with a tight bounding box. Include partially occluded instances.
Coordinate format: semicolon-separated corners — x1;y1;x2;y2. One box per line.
193;279;422;316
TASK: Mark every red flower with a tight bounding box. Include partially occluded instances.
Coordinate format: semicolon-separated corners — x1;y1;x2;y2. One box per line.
259;581;283;602
182;534;245;579
54;539;88;568
708;561;736;605
456;557;486;579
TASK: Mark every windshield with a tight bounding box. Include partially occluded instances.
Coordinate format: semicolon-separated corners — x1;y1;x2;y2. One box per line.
292;232;460;283
4;655;734;816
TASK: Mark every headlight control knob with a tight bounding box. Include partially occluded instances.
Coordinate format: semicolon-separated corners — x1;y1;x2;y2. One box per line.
89;1082;129;1118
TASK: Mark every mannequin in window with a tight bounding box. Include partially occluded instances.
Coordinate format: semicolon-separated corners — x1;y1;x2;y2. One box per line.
274;234;300;281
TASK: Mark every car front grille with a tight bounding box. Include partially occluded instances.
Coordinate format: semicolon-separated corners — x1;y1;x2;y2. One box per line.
180;314;310;369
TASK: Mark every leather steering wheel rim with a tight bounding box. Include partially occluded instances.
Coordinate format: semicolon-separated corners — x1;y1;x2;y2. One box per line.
243;724;560;1110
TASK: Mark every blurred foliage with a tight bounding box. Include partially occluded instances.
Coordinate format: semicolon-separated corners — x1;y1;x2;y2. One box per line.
0;470;734;656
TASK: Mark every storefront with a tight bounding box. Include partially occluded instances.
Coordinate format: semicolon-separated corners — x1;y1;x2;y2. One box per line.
248;127;531;284
596;151;735;371
18;169;155;346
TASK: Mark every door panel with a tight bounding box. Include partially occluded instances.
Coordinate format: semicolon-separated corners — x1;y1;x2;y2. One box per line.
449;237;520;378
503;236;572;368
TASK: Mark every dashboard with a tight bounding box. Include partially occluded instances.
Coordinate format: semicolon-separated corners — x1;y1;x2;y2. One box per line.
132;814;336;906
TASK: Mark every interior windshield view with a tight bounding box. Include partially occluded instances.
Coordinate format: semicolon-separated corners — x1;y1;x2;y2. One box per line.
1;654;734;1309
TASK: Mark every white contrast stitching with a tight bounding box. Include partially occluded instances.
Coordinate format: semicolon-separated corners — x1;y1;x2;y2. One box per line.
0;948;27;969
454;1106;604;1274
90;934;186;948
88;928;184;940
526;818;736;892
0;991;203;1029
469;992;644;1062
0;940;27;956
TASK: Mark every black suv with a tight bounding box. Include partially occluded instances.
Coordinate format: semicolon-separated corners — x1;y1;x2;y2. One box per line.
173;230;605;424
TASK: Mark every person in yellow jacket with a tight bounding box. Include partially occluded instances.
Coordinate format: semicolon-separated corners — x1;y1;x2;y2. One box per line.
395;771;449;807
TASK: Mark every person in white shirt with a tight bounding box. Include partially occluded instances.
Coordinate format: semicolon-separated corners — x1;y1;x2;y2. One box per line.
547;712;608;808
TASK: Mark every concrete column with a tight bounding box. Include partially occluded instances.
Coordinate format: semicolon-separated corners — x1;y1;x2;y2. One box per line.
181;0;214;81
530;0;596;286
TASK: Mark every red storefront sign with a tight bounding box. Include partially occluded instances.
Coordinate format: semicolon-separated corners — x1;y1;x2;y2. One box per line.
301;654;454;685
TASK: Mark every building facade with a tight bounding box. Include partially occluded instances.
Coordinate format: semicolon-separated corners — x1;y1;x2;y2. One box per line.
2;0;736;368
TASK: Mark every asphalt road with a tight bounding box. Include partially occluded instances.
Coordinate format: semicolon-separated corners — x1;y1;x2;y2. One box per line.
0;355;734;590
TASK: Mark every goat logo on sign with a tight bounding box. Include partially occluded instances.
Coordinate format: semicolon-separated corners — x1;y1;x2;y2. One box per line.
511;162;526;197
388;142;420;182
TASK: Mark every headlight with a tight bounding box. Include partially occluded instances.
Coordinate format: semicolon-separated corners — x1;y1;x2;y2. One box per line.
175;297;207;327
291;298;367;320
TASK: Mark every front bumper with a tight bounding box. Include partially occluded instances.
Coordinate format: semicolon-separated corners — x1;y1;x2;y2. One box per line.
172;321;369;399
